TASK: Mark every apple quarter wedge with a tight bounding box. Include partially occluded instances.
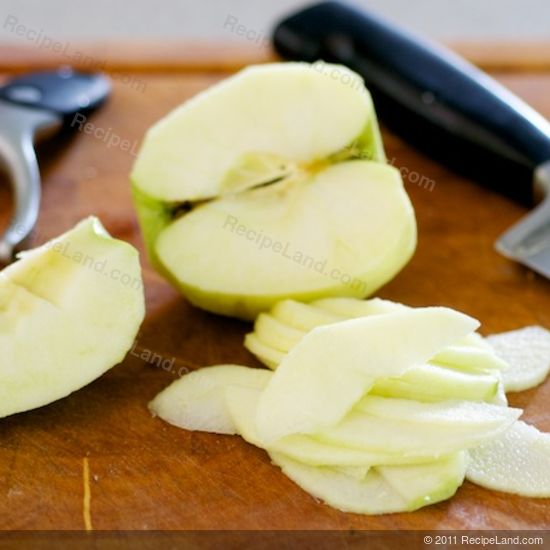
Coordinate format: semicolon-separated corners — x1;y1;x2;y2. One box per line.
0;217;145;418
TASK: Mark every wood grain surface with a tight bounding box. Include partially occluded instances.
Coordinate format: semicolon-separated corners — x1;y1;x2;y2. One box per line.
3;41;550;73
0;45;549;533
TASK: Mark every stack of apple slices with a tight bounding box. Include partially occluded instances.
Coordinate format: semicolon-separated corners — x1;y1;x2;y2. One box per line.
246;297;509;405
245;297;550;396
151;302;550;513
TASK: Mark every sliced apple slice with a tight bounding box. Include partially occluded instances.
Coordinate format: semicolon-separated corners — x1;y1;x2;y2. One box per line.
256;307;479;443
225;386;467;513
226;386;438;466
149;364;271;435
0;217;145;418
486;326;550;392
131;62;416;319
244;333;285;370
250;297;404;354
253;312;306;352
246;298;504;403
270;451;466;515
247;327;500;399
467;421;550;497
492;376;508;406
270;453;405;514
271;299;344;332
315;397;520;456
377;452;468;508
313;296;407;318
431;344;508;374
371;363;499;403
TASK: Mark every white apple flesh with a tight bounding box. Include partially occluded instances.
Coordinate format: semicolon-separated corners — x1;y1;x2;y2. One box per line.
0;217;145;418
467;421;550;497
487;326;550;392
149;364;271;434
226;385;445;467
132;63;385;203
317;396;520;456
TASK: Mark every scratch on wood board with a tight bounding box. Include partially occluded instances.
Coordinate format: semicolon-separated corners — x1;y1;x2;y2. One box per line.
82;457;93;531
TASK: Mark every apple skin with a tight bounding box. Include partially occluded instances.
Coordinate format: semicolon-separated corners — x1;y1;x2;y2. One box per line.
270;451;467;515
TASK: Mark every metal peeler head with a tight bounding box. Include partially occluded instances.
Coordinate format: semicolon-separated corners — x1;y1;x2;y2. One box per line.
0;68;110;265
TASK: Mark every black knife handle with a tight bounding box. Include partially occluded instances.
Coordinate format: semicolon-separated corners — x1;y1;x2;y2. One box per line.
273;1;550;205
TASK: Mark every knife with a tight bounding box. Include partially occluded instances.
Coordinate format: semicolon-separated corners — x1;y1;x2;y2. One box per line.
272;1;550;279
0;68;110;263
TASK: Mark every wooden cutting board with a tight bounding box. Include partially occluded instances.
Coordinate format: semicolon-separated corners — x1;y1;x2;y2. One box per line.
0;42;549;532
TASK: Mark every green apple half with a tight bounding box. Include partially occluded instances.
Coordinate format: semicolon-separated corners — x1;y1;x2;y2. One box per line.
0;217;145;418
131;62;416;319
